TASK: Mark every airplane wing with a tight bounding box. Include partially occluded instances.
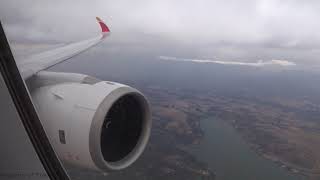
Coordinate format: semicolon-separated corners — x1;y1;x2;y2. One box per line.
18;17;110;80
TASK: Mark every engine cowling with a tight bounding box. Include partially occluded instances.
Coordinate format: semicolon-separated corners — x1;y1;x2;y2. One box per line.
30;72;151;171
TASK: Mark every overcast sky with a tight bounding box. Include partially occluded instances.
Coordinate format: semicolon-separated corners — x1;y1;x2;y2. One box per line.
1;0;320;66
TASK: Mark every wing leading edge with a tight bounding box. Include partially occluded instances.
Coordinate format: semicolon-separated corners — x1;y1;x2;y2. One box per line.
19;17;110;80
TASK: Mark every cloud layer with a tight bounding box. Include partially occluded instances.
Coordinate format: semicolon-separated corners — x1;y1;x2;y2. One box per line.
1;0;320;46
1;0;320;66
159;56;296;67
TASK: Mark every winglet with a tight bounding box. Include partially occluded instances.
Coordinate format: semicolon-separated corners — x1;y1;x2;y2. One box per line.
96;17;110;34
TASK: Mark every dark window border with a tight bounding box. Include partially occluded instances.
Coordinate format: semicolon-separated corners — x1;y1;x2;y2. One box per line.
0;21;69;180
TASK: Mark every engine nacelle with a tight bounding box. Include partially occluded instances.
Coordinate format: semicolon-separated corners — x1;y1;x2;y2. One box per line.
30;72;151;171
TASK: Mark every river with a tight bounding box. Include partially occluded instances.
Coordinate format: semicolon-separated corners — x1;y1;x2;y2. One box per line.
187;117;306;180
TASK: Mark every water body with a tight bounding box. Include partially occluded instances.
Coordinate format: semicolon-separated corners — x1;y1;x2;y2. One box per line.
188;117;306;180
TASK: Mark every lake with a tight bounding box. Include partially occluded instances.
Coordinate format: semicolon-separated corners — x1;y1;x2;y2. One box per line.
188;117;306;180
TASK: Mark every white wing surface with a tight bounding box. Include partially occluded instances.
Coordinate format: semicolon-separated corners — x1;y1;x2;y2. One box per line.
18;17;110;79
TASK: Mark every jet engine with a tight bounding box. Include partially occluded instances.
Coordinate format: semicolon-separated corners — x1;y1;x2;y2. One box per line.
29;71;151;171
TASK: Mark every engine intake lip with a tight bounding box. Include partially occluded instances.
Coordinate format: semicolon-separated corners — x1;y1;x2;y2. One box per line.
89;86;151;171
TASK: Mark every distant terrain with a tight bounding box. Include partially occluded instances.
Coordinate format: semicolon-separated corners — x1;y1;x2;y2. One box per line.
137;83;320;179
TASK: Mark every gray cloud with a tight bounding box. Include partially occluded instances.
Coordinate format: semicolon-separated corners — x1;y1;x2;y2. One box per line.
1;0;320;66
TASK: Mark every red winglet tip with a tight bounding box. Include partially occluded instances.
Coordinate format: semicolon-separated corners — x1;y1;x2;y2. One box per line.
96;17;110;33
